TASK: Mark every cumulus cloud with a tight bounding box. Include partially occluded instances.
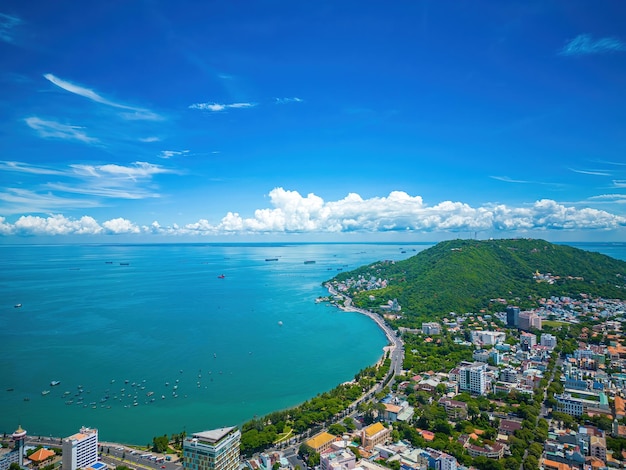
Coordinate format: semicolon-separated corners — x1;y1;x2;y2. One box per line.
43;73;162;121
188;102;256;111
25;117;98;144
2;189;626;238
102;218;140;234
0;12;21;43
559;34;626;56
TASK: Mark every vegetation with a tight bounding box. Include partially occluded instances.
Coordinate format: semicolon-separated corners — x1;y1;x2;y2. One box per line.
330;239;626;326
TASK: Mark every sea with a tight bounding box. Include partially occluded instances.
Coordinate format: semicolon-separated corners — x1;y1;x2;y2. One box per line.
1;241;624;444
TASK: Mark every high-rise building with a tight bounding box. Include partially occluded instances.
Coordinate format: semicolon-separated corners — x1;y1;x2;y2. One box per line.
459;362;487;395
62;426;99;470
506;306;520;327
11;424;27;468
183;427;241;470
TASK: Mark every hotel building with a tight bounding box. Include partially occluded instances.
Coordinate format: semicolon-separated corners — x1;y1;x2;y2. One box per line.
62;427;99;470
183;427;241;470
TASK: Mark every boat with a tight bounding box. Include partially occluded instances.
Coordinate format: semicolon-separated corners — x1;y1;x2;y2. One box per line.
217;274;225;279
14;303;22;308
6;388;14;392
50;380;61;386
120;262;130;266
265;258;278;261
41;390;50;395
304;260;316;264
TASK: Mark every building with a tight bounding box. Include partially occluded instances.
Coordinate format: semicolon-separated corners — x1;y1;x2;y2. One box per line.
506;306;520;327
320;448;356;470
541;333;558;349
422;322;441;335
11;424;27;468
438;398;468;420
183;427;241;470
519;311;541;331
62;427;99;470
305;432;337;454
554;392;610;417
471;331;506;346
458;362;487;395
519;332;537;351
361;422;391;450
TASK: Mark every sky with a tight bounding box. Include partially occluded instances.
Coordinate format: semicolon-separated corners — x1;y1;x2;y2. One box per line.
1;1;625;243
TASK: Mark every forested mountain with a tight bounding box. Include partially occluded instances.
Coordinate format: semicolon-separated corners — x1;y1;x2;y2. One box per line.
329;239;626;324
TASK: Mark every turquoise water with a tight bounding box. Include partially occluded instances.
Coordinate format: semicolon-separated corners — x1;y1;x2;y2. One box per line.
0;242;431;444
1;241;623;444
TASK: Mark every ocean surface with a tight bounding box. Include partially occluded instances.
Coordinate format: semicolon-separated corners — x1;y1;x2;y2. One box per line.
1;241;624;444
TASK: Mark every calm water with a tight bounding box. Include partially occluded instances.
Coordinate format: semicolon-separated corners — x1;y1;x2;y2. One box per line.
1;241;624;444
0;242;432;444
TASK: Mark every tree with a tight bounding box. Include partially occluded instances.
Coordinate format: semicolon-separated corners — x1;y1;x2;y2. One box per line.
152;434;169;453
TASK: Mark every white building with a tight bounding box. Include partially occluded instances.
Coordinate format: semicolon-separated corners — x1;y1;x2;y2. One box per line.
459;362;487;395
470;331;506;346
62;427;99;470
540;333;557;349
183;427;241;470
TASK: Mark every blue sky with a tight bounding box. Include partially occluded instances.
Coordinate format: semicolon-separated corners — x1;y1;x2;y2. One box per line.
1;1;625;242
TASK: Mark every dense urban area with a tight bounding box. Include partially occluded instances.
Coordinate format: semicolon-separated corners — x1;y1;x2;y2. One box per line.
3;244;626;470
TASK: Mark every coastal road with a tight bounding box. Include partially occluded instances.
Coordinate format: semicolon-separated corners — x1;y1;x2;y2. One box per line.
326;284;404;389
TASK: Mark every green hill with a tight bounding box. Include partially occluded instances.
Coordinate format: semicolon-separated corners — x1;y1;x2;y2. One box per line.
329;239;626;325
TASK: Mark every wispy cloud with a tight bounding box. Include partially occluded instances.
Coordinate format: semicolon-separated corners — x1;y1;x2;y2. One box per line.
70;161;176;181
43;73;162;121
613;180;626;188
489;175;564;187
0;161;66;175
139;136;161;143
588;194;626;203
490;175;533;184
188;102;256;112
569;168;612;176
275;97;304;104
159;150;189;159
0;13;21;44
0;161;179;215
24;117;98;144
0;188;102;215
559;34;626;56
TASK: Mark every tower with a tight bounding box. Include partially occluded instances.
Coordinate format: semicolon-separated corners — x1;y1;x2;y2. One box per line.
12;424;27;467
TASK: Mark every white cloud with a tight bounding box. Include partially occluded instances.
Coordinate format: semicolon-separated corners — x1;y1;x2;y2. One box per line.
25;117;98;144
13;214;103;235
559;34;626;56
71;161;176;181
102;218;140;234
188;102;256;111
275;97;304;104
2;189;626;238
159;150;189;159
140;136;161;143
43;73;162;121
0;13;21;44
0;161;66;175
569;168;611;176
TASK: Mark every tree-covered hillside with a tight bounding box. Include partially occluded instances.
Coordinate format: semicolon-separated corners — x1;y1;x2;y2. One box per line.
329;239;626;324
